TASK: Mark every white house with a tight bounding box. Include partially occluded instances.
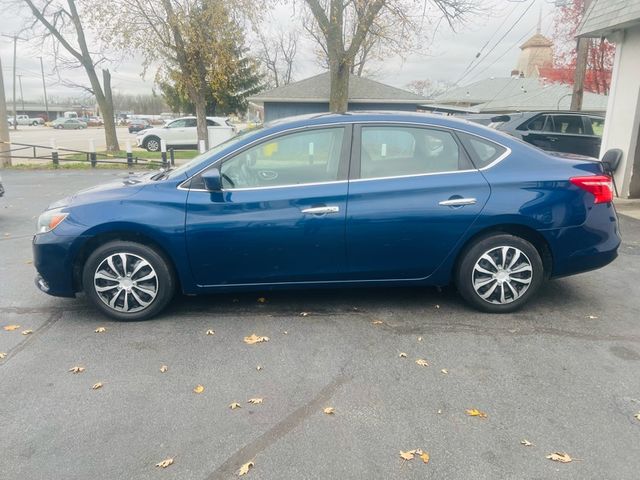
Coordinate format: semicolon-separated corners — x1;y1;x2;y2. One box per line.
578;0;640;198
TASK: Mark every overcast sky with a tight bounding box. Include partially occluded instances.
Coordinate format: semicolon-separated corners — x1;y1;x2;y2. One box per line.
0;0;554;103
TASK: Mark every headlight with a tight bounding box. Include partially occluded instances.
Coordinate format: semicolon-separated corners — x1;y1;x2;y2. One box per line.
36;208;68;234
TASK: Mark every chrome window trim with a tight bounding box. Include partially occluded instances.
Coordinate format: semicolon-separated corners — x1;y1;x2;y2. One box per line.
178;120;512;191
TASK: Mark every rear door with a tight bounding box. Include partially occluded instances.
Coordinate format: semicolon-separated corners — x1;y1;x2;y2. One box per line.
344;124;493;280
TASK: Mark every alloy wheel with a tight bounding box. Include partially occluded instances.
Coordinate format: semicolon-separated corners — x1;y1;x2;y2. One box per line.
93;252;158;313
471;246;533;305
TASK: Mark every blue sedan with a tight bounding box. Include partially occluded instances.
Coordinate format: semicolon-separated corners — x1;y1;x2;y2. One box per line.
33;112;620;320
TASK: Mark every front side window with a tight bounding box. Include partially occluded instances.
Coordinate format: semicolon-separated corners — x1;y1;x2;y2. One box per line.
526;115;551;131
220;127;344;189
359;126;469;179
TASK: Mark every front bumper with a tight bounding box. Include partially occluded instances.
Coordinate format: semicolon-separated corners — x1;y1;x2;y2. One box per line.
32;233;82;298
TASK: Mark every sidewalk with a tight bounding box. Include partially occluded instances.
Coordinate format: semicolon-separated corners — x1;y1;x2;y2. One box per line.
615;197;640;220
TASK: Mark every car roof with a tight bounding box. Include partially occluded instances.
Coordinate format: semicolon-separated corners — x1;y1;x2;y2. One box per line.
170;116;229;121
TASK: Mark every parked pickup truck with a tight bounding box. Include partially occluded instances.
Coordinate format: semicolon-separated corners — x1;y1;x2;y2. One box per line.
11;115;45;126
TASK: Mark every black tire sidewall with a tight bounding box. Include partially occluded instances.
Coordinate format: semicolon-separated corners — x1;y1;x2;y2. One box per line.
145;137;160;152
82;241;175;321
456;234;544;313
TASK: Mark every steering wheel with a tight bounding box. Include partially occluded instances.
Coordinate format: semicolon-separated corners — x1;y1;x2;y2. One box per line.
221;172;235;188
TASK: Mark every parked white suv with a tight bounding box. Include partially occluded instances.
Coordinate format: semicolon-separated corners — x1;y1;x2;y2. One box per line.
135;116;236;152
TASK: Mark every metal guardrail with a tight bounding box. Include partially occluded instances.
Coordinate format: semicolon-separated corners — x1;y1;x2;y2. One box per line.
0;139;177;169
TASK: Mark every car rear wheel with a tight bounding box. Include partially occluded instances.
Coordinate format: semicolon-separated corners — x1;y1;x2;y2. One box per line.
82;241;175;321
144;136;161;152
456;234;544;313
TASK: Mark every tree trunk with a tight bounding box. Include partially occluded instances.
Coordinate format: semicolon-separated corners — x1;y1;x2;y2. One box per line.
329;59;349;113
101;69;119;152
0;56;11;167
194;87;208;150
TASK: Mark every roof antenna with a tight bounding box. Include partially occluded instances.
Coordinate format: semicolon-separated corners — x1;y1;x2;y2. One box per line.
536;3;542;34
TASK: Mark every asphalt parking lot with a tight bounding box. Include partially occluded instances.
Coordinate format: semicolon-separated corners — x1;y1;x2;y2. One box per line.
1;169;639;480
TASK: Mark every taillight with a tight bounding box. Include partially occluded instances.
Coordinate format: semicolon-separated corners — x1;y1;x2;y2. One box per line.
570;175;613;204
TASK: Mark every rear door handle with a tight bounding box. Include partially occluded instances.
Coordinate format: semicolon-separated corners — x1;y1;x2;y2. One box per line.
438;198;477;207
301;206;340;215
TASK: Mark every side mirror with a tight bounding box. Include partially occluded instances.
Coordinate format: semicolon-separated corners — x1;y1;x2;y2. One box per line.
201;168;222;191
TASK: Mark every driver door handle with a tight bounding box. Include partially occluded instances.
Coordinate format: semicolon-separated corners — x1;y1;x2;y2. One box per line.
301;206;340;215
438;198;477;207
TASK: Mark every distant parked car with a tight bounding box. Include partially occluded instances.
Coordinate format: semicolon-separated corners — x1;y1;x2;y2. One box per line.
52;118;87;130
128;118;151;133
87;116;103;127
136;116;236;152
10;114;44;126
490;111;604;158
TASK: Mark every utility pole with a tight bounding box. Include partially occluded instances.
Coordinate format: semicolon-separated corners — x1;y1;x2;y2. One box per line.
0;55;11;167
39;57;49;122
18;74;25;112
570;0;592;111
12;35;17;129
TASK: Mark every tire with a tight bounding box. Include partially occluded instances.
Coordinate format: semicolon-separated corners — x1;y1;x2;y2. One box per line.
455;234;544;313
82;241;176;321
144;136;161;152
32;121;38;126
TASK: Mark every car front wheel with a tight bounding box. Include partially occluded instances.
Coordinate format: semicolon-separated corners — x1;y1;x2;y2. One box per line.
144;136;161;152
456;234;544;313
82;241;175;321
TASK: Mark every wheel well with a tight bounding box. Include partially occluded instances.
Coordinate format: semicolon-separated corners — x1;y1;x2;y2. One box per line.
72;231;180;292
143;135;160;147
453;224;553;279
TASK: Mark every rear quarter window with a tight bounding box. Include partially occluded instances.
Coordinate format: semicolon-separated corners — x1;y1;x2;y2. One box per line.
457;133;507;169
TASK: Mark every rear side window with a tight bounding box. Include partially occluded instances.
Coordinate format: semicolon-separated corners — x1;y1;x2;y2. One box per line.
551;115;584;134
525;115;551;131
590;116;605;137
359;126;471;179
457;133;507;169
206;119;221;126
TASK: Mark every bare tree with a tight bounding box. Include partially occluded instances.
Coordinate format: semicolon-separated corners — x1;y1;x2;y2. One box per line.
17;0;120;151
257;28;298;88
302;0;479;112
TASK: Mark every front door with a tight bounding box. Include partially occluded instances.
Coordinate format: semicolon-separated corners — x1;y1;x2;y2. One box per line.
185;125;351;286
345;124;492;280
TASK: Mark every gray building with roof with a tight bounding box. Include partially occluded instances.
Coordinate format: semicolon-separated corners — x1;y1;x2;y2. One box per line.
578;0;640;198
248;72;428;122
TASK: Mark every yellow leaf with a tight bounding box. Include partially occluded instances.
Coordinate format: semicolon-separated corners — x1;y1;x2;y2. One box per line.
247;398;263;404
323;407;335;415
417;336;423;342
238;461;254;476
435;304;440;309
256;365;262;371
155;457;174;468
69;366;85;374
244;334;269;345
193;384;205;394
521;439;533;447
399;352;407;358
465;408;487;418
92;382;103;390
229;402;241;409
371;320;383;325
3;325;20;331
586;315;598;319
400;450;415;461
206;329;215;335
441;369;448;374
21;330;33;335
283;331;288;335
546;452;572;463
634;412;640;421
420;452;430;464
0;352;6;359
160;365;168;373
415;359;429;367
257;297;266;303
300;311;310;317
94;327;107;333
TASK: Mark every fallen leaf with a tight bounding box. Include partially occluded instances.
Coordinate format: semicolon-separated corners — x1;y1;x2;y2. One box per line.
22;330;33;335
229;402;241;409
400;450;415;461
256;365;262;371
415;359;429;367
371;320;384;325
399;352;407;358
257;297;266;303
160;365;168;373
238;461;254;476
435;305;440;309
465;408;487;418
420;452;430;464
441;369;448;374
155;458;174;468
417;336;423;342
206;329;215;335
437;409;442;414
521;439;534;447
323;407;335;415
92;382;103;390
300;311;310;317
94;327;107;333
244;334;269;345
586;315;598;319
3;325;20;331
247;398;263;404
69;366;85;374
0;352;7;359
193;384;205;394
634;412;640;421
546;452;572;463
283;331;288;335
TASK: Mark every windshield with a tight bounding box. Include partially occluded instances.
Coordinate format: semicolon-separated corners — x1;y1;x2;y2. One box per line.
166;126;263;180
